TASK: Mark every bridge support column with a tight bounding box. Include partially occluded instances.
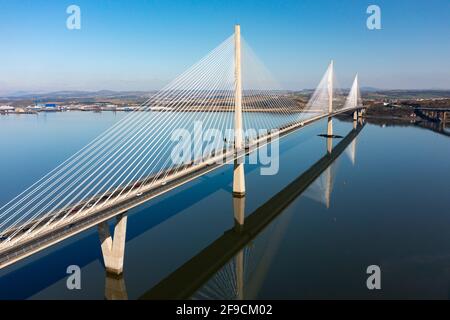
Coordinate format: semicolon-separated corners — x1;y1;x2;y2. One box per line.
358;116;363;126
233;164;246;197
98;213;128;275
352;109;358;130
233;24;246;197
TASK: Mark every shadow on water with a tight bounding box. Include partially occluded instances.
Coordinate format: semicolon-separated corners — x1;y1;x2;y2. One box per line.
139;122;365;300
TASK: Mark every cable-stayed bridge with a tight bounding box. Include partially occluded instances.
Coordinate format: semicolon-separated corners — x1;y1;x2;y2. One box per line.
0;25;366;272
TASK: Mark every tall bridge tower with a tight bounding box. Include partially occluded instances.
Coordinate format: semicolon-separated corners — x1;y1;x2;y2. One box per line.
327;60;334;153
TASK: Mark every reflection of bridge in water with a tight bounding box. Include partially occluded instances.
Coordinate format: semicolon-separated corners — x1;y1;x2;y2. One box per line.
138;120;365;300
415;119;450;137
413;107;450;136
0;25;366;276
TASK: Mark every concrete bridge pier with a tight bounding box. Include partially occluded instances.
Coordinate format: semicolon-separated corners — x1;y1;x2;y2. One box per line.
233;162;246;197
353;117;357;130
98;213;128;275
233;24;246;197
358;108;364;118
358;114;364;126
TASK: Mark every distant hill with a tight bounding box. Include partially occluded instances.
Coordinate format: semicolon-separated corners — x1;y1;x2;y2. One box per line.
360;86;381;92
2;89;450;107
1;90;155;100
364;90;450;99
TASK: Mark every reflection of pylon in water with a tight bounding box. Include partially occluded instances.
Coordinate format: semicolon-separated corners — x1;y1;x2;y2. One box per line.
236;249;244;300
192;198;293;300
324;166;333;208
346;137;357;166
303;160;338;208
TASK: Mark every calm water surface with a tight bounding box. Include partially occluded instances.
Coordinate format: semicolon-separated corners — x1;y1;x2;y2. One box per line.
0;111;449;299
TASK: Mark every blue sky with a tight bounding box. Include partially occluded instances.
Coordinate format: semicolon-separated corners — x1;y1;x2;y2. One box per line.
0;0;449;93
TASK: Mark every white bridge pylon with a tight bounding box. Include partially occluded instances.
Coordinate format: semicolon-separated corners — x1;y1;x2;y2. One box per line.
0;25;363;272
233;24;245;198
343;74;362;111
307;60;362;113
